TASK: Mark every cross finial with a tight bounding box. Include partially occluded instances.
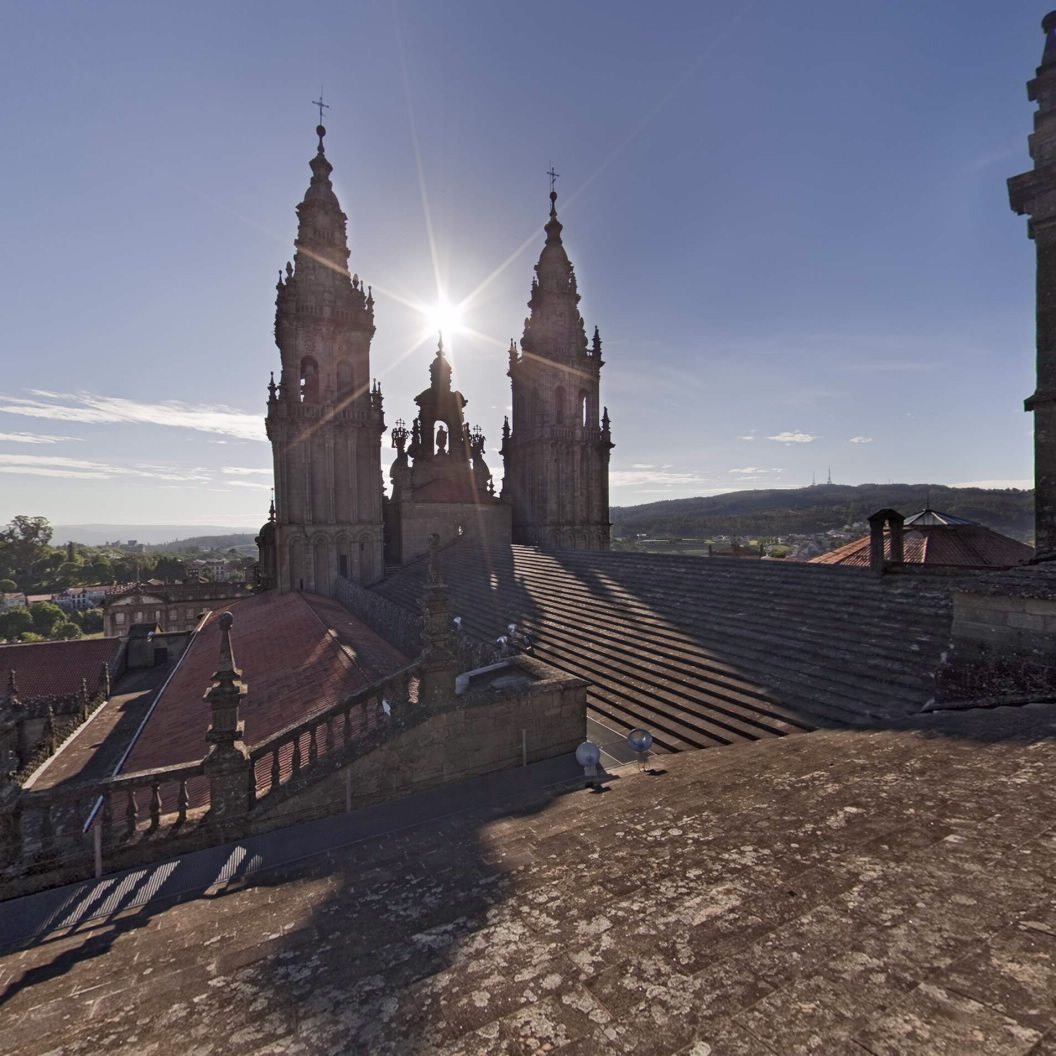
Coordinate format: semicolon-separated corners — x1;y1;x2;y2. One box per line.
313;89;329;125
547;164;559;195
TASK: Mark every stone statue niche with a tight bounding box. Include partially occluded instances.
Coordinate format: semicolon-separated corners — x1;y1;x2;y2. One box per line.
394;339;492;504
384;338;509;565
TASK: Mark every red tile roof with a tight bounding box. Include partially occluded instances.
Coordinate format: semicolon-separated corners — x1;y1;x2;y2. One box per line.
0;638;123;699
121;591;411;784
811;522;1033;568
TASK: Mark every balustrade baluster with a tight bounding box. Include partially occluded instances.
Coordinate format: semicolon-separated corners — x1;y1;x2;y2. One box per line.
125;788;138;838
325;717;335;753
292;735;302;777
149;781;162;832
271;748;281;792
308;725;318;763
176;779;189;825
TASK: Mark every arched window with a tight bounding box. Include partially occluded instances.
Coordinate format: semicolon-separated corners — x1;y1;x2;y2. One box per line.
578;390;588;427
299;357;320;403
554;386;566;425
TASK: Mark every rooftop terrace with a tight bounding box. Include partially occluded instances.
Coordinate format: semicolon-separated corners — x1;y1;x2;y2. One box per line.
2;703;1056;1055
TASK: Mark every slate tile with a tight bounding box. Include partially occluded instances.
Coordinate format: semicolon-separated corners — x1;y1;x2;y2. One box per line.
851;982;1042;1056
943;925;1056;1033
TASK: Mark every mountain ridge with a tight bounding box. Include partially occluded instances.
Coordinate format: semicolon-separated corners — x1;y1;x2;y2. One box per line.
611;483;1034;541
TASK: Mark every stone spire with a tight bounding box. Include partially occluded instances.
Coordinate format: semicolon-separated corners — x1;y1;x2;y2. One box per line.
262;121;386;593
503;181;612;550
520;189;591;365
204;613;248;752
1009;12;1056;561
202;612;250;823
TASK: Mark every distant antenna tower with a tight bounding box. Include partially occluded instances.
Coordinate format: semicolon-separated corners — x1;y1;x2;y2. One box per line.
827;466;832;486
811;472;816;487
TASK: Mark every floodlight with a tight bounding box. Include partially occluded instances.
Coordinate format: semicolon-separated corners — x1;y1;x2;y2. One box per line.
627;728;653;753
576;740;602;791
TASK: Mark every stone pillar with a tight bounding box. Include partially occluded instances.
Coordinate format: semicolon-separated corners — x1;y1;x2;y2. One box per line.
419;535;457;709
889;513;904;565
867;509;904;573
202;612;251;826
1010;12;1056;561
0;770;22;868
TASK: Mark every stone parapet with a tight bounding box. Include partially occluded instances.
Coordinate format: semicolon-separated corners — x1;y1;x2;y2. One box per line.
936;565;1056;706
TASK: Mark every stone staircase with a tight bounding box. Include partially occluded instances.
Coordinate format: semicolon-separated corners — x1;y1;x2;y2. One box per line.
372;543;976;752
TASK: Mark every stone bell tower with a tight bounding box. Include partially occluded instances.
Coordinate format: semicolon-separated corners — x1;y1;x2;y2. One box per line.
1010;11;1056;562
501;184;613;549
258;123;385;593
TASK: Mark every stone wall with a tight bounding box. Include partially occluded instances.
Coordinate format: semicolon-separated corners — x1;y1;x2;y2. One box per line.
386;501;512;566
252;657;586;826
935;566;1056;705
334;573;422;657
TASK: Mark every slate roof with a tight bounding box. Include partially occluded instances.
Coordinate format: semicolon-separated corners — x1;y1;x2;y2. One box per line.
372;542;974;751
120;590;410;786
0;637;122;699
813;512;1033;569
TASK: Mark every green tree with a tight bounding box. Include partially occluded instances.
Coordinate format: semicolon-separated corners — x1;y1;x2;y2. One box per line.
29;601;64;637
52;620;82;640
0;608;32;641
153;556;185;583
73;607;104;634
18;631;44;642
0;515;55;592
0;579;16;593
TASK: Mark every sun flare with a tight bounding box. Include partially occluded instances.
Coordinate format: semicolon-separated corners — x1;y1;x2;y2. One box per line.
422;299;465;345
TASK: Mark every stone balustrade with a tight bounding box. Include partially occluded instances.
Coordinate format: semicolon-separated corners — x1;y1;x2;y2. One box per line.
248;663;420;804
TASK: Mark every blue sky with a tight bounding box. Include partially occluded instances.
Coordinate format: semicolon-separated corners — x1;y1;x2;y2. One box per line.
0;0;1045;528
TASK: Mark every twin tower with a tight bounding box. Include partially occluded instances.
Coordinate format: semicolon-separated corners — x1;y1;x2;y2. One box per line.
257;125;613;593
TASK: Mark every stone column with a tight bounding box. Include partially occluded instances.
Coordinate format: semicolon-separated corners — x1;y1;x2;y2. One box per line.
0;770;22;868
867;509;904;573
1010;12;1056;560
419;535;457;709
202;613;251;826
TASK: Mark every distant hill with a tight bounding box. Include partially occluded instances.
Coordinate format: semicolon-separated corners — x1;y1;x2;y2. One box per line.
611;484;1034;542
53;524;255;546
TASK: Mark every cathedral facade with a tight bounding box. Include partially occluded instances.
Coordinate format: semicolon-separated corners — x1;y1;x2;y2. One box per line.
258;126;612;592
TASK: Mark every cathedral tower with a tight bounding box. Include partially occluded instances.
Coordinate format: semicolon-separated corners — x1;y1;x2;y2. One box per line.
1010;12;1056;562
502;187;612;549
258;124;385;593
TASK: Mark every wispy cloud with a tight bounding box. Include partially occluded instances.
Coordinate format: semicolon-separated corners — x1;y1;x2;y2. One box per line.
222;467;272;476
729;467;764;474
0;453;211;482
767;431;817;444
738;435;755;441
0;431;80;445
0;391;266;442
226;480;272;490
848;436;873;444
610;468;713;489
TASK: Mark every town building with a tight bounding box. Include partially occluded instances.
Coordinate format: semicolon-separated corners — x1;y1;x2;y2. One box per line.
810;508;1034;570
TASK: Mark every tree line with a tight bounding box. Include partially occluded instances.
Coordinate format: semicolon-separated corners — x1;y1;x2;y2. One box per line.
0;516;190;596
611;484;1035;542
